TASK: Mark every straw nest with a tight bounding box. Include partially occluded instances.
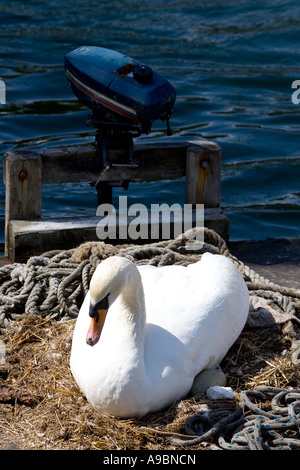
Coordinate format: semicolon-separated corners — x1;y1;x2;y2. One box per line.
1;311;299;450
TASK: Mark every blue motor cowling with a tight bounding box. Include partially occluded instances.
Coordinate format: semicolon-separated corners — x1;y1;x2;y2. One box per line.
64;46;176;135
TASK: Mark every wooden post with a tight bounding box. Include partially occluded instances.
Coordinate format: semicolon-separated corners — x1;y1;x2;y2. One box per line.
185;142;221;207
3;153;42;259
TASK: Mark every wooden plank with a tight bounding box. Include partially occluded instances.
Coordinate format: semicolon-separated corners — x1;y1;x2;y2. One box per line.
3;140;220;185
9;208;229;262
93;142;187;183
3;142;186;184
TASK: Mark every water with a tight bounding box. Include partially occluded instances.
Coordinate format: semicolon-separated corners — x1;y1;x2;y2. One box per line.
1;0;300;252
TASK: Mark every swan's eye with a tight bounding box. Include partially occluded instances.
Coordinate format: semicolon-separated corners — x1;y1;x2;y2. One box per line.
99;293;109;310
89;293;109;318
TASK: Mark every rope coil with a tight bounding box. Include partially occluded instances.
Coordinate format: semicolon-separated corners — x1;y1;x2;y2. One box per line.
170;386;300;450
0;227;299;330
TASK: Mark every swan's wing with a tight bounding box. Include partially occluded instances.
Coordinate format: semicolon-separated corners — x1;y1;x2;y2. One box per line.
138;254;249;353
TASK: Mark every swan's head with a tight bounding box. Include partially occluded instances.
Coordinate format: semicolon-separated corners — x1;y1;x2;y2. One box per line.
86;256;138;347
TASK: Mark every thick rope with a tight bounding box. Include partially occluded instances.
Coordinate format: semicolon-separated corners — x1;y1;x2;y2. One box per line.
168;386;300;450
0;227;299;331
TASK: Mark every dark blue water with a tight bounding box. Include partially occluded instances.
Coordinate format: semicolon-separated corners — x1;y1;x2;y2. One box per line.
1;0;300;251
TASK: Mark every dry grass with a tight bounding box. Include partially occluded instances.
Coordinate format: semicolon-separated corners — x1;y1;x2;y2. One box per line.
0;314;299;450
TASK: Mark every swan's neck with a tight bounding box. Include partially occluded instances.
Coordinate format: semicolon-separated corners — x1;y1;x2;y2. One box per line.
115;274;146;346
94;272;148;412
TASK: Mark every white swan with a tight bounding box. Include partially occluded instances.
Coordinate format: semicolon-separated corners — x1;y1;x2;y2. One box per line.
70;253;249;418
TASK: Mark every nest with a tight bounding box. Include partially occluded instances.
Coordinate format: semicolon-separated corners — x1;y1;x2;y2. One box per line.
1;313;299;450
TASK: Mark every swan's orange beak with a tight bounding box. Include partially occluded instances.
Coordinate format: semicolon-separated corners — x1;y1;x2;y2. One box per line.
86;309;107;346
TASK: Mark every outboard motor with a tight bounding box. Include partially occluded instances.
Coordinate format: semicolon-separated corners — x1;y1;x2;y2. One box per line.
64;46;176;170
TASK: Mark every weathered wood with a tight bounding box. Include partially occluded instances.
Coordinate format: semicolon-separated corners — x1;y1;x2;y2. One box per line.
4;140;219;185
4;153;42;259
3;139;227;261
9;208;229;262
185;144;221;207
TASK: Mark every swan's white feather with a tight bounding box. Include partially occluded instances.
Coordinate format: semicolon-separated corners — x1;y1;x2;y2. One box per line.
70;253;249;417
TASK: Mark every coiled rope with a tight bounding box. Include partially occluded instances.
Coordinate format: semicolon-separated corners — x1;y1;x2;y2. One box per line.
170;386;300;450
0;227;299;331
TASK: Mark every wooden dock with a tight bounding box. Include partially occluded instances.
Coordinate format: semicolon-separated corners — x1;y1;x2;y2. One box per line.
3;139;229;262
